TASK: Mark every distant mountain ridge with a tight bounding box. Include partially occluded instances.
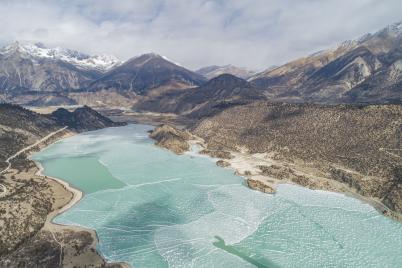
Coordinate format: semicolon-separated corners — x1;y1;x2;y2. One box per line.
196;65;255;80
134;74;265;118
1;21;402;107
0;41;121;71
0;43;206;106
89;53;206;94
0;42;103;96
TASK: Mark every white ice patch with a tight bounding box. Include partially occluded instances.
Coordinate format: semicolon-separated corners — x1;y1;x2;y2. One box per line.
153;185;273;267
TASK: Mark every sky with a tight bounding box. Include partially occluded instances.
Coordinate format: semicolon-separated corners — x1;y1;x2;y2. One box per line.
0;0;402;71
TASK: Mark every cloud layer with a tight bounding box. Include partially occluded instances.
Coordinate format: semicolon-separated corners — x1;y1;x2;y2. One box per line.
1;0;401;70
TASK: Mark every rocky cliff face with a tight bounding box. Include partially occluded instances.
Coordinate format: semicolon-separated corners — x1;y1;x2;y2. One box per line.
193;102;402;216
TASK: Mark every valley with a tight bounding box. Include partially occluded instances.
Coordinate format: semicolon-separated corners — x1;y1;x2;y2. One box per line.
0;17;402;268
1;22;401;110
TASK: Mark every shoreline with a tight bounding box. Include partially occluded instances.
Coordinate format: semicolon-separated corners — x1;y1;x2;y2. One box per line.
34;160;83;216
5;122;398;266
185;134;402;223
27;130;131;268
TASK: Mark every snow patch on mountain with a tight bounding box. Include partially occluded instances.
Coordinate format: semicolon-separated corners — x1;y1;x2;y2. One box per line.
0;41;121;71
387;21;402;36
161;55;183;67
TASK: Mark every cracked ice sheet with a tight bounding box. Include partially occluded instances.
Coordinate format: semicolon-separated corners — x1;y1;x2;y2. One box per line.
36;124;402;268
55;182;270;267
235;184;402;267
153;185;274;267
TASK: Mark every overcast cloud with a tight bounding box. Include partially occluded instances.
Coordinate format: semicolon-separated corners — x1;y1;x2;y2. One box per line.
0;0;401;70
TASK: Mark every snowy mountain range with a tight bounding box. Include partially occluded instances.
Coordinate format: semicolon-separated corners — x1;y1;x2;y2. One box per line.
0;21;402;107
0;41;121;72
0;42;205;106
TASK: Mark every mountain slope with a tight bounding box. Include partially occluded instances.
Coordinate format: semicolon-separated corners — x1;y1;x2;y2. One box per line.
0;42;119;97
250;22;402;104
193;102;402;217
196;65;255;80
0;103;122;167
134;74;265;118
89;53;206;95
343;47;402;103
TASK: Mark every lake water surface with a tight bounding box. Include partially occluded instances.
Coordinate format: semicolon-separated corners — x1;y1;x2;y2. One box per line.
32;124;402;268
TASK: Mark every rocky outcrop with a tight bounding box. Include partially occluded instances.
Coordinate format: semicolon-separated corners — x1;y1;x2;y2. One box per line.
149;124;192;154
247;178;275;194
199;149;233;159
216;160;230;167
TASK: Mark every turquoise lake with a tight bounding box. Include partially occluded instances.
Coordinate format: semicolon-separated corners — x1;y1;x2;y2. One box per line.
32;124;402;268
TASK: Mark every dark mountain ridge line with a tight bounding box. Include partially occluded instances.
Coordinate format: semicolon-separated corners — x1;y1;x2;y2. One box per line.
133;73;266;118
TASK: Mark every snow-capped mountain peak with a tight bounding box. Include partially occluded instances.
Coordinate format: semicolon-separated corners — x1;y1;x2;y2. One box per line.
387;21;402;36
0;41;121;72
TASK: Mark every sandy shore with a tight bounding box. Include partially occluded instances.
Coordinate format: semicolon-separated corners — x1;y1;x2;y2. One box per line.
26;130;131;268
26;130;84;221
34;161;83;216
